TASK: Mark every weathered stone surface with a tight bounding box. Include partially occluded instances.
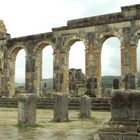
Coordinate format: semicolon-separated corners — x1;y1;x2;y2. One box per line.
124;74;136;89
99;90;140;140
0;4;140;97
79;95;91;118
17;93;36;125
99;132;122;140
85;77;97;97
53;92;69;122
99;132;140;140
111;90;140;121
113;78;120;89
69;68;86;95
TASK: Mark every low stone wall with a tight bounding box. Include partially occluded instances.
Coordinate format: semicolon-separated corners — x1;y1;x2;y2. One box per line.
0;97;111;109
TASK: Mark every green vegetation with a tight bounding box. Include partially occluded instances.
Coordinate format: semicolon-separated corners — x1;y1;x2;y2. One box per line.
15;123;44;128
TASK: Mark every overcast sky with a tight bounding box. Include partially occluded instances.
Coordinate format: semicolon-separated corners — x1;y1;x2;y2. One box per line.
0;0;139;83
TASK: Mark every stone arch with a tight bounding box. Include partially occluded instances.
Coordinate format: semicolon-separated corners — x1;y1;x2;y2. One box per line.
61;36;87;94
99;30;122;48
34;40;55;53
63;36;88;52
34;41;54;96
8;44;27;96
9;42;28;57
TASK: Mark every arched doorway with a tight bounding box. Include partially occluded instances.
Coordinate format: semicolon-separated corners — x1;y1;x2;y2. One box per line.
42;45;53;95
101;37;121;96
35;44;53;96
11;48;26;96
68;41;86;96
15;49;26;94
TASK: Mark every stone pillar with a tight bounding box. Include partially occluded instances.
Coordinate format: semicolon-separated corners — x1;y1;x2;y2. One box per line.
60;50;69;93
18;93;36;125
25;54;36;94
86;46;101;97
53;92;69;122
53;49;62;92
34;51;42;96
124;73;136;89
0;21;10;97
121;27;137;88
85;77;97;97
79;95;91;118
2;52;10;97
9;57;16;96
93;50;101;97
113;78;120;89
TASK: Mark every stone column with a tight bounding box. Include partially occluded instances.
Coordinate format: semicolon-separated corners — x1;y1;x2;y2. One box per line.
9;57;16;97
93;50;101;97
25;54;36;94
60;50;69;93
79;95;91;118
113;78;120;89
124;73;136;89
53;92;69;122
121;27;137;88
53;49;62;92
86;45;101;97
18;93;36;126
53;48;69;93
34;51;42;96
1;45;9;97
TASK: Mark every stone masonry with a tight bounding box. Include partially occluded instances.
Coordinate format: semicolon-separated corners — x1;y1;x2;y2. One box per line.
69;68;86;96
0;4;139;96
18;93;37;126
53;92;69;122
99;90;140;140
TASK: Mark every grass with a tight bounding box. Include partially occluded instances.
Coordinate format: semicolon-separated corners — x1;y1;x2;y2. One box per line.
15;123;44;128
0;107;111;139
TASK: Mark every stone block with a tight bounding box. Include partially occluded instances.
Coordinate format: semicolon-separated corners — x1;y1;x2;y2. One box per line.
123;133;140;140
79;95;91;118
17;93;36;125
124;74;135;89
99;132;123;140
53;92;69;122
111;90;140;121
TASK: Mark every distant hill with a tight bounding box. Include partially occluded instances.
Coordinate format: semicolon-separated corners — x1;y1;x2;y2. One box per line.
101;76;121;89
15;72;140;89
15;78;53;89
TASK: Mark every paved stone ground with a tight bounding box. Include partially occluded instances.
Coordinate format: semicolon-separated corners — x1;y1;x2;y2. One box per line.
0;107;111;140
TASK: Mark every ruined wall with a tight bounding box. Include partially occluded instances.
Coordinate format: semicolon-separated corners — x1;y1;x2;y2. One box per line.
1;4;140;96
